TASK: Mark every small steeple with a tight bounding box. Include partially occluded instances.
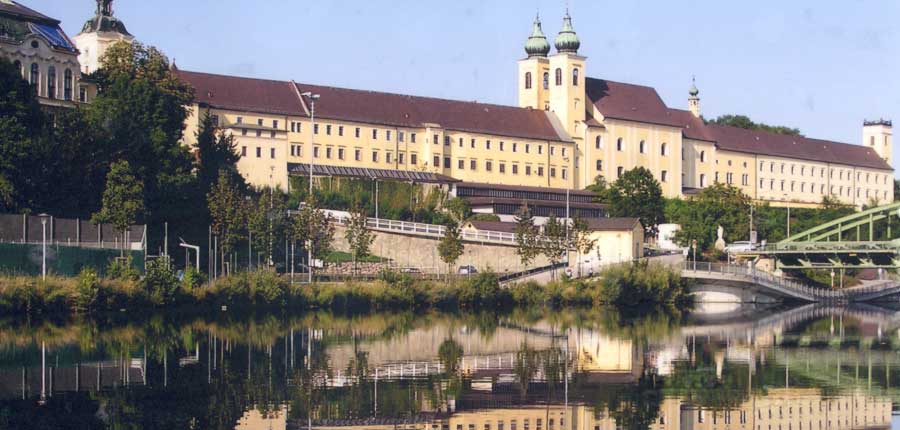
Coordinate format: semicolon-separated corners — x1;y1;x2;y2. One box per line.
82;0;131;36
524;14;551;58
688;76;701;118
554;9;581;54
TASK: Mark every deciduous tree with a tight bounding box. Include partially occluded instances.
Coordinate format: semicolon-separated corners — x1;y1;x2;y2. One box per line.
514;204;540;269
292;195;335;276
207;170;246;274
607;167;665;236
670;183;750;252
92;160;145;255
345;204;374;274
438;221;465;275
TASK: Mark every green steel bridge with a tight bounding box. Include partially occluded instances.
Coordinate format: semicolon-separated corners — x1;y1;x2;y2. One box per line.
739;202;900;270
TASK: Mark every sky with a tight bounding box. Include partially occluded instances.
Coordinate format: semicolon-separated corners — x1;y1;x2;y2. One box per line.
30;0;900;169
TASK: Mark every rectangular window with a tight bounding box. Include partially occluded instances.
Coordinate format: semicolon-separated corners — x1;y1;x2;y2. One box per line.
386;130;392;141
471;138;476;148
290;122;296;133
399;131;405;142
470;159;476;170
270;131;276;138
562;168;567;180
314;124;319;134
596;160;603;171
458;159;465;170
549;167;555;178
398;152;405;164
257;118;263;126
661;170;668;182
242;129;248;136
326;147;332;159
434;155;440;167
444;157;451;168
338;126;344;136
313;147;319;158
270;148;276;159
551;146;556;156
355;127;361;138
525;144;530;154
212;115;220;126
241;146;247;157
256;147;261;158
291;146;295;156
338;148;345;160
386;152;393;164
411;133;417;143
434;134;439;145
486;140;491;150
411;153;417;165
562;148;567;157
355;149;361;161
373;129;378;140
538;166;544;176
458;137;463;148
236;116;243;124
513;143;518;152
500;142;505;151
273;120;279;129
444;136;451;146
296;122;301;133
486;161;492;171
499;163;506;173
256;130;262;137
326;124;332;135
372;151;378;162
512;164;519;174
525;165;532;176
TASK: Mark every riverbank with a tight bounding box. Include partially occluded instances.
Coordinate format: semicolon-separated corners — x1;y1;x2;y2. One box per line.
0;261;691;316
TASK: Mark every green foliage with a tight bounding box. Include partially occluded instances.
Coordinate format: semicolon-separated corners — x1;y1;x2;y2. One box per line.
437;222;464;274
443;197;472;223
585;175;611;203
669;184;751;251
468;213;501;222
207;170;247;258
142;259;180;306
181;266;205;290
194;110;241;198
0;57;43;213
706;114;802;136
247;187;289;264
596;261;692;307
541;214;568;269
458;272;507;308
514;204;540;268
106;254;140;281
74;268;101;312
92;160;145;238
291;195;335;272
607;167;665;235
344;204;374;272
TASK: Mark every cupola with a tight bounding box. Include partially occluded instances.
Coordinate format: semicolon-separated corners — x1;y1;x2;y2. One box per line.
554;11;580;54
524;15;551;58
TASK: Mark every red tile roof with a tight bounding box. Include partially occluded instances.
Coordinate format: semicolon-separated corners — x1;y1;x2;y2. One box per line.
0;1;57;24
587;78;684;128
176;70;305;116
705;124;892;170
584;217;642;231
176;70;569;142
464;220;518;234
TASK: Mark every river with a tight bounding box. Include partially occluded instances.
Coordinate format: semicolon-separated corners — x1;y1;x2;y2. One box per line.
0;303;898;429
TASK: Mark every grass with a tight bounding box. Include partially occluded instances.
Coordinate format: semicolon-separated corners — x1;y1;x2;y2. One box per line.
0;262;692;317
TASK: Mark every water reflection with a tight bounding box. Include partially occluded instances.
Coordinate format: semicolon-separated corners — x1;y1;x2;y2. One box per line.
0;305;897;429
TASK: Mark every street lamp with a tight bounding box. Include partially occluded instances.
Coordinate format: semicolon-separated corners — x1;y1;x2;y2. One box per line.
782;194;791;238
38;213;50;280
301;92;320;283
179;238;200;270
245;195;252;271
691;239;697;271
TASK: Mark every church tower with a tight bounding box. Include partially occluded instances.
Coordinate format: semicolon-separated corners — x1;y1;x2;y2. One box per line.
518;15;551;111
863;119;893;166
688;77;701;118
547;11;586;138
73;0;134;74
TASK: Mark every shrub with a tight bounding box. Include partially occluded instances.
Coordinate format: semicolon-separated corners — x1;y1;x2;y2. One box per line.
595;261;692;307
74;268;101;312
142;259;180;306
181;266;206;290
251;270;288;306
458;272;507;308
107;255;141;281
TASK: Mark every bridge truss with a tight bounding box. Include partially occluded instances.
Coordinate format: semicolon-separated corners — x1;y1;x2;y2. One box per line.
739;202;900;270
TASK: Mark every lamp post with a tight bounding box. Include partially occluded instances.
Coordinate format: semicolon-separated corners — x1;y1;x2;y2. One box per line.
302;92;320;283
783;194;791;238
691;239;697;271
38;213;50;280
245;195;252;271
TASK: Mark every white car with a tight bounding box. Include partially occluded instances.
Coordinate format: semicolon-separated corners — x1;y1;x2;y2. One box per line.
724;241;755;254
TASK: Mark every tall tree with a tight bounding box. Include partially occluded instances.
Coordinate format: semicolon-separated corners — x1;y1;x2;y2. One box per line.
706;114;802;136
92;160;145;255
344;204;374;274
207;170;246;274
570;216;596;277
541;214;569;279
438;221;465;276
0;57;43;212
607;167;665;236
195;110;240;196
514;204;540;269
247;187;289;267
671;183;751;252
585;175;611;203
291;195;335;276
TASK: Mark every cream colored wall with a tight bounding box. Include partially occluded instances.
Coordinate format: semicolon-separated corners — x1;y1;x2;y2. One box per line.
517;57;550;111
548;53;586;139
864;123;893;166
682;138;715;190
0;34;82;107
754;154;893;207
580;224;644;265
585;119;684;198
711;150;757;198
72;31;134;75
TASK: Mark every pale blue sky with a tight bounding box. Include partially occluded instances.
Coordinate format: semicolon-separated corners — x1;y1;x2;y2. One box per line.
32;0;900;167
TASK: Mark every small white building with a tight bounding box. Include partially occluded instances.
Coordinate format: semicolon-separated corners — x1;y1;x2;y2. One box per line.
657;223;682;251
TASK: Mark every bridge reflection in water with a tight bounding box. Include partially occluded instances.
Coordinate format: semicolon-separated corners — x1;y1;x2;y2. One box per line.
0;305;899;430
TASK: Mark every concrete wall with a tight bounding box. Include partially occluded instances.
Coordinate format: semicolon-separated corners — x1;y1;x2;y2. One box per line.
332;224;551;274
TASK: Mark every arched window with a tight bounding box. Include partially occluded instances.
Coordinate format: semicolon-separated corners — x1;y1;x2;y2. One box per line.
595;136;602;149
542;72;549;90
661;142;667;156
524;72;532;90
700;151;706;162
616;138;623;151
29;63;39;88
555;68;562;86
573;68;579;86
63;69;72;101
47;66;56;99
639;140;645;154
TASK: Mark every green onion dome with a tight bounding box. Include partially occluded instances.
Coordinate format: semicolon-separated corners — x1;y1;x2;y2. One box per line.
525;15;551;58
554;12;580;54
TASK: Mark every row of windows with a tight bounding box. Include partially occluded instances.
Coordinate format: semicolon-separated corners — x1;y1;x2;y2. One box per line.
454;416;562;430
523;67;580;90
759;161;889;184
594;136;670;156
757;178;889;200
14;60;78;101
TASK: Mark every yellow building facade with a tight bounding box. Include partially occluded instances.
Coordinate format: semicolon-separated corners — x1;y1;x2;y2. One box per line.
59;5;884;208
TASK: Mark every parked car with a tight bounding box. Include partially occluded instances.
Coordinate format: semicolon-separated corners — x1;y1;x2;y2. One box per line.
724;241;755;254
457;265;478;275
400;267;422;274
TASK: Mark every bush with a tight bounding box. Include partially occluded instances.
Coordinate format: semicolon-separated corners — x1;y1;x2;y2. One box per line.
74;268;101;312
458;272;507;308
595;261;692;307
251;270;288;306
181;266;206;290
142;259;180;306
107;255;141;281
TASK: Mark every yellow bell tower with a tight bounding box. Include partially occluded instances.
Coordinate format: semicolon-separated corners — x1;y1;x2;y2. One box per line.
863;119;893;166
547;11;585;138
518;15;551;111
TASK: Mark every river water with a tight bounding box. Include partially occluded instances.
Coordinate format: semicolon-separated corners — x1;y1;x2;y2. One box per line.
0;304;898;429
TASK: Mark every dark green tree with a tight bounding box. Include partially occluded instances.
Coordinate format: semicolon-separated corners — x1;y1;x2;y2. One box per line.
607;167;665;236
514;203;540;268
0;57;43;212
586;174;611;203
207;170;247;274
671;183;751;252
541;214;569;278
247;187;288;267
92;160;145;255
438;221;465;275
291;195;335;276
195;110;240;196
707;114;802;136
345;204;374;274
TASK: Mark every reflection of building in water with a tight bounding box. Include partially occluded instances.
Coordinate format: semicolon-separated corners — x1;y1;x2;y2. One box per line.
235;405;288;430
574;330;637;375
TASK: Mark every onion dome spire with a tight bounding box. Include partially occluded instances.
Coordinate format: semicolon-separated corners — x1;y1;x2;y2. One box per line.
554;10;581;54
689;76;700;97
524;14;551;58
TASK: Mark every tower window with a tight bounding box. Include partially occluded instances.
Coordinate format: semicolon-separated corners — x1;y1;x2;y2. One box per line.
525;72;532;89
555;68;562;86
573;68;579;86
639;140;645;154
595;136;602;149
63;69;72;101
542;72;549;90
700;151;706;162
616;138;623;151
